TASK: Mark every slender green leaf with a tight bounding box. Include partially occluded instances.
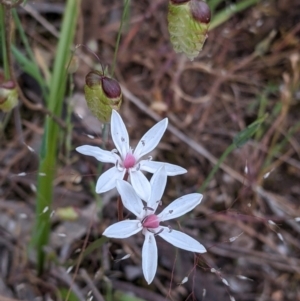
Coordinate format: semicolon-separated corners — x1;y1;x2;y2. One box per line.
234;114;267;148
34;0;81;275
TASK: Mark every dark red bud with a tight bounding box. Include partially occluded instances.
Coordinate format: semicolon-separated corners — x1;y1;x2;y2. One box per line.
0;80;16;89
101;77;121;99
190;1;211;24
170;0;190;4
85;70;103;88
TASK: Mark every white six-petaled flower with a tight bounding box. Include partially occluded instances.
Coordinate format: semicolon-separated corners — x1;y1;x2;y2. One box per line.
102;166;206;284
76;110;186;201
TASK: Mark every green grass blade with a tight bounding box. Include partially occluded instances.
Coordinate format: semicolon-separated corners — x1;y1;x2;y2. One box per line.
210;0;259;30
11;45;48;93
34;0;81;275
12;8;35;62
207;0;224;13
199;115;266;192
111;0;130;76
0;4;10;79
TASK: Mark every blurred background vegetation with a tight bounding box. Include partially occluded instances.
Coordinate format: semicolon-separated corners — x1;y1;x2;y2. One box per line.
0;0;300;300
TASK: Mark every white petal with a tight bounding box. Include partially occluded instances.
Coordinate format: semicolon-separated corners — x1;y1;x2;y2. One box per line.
96;166;125;193
76;145;116;164
158;227;206;253
140;160;187;176
111;110;129;158
134;118;168;158
157;193;203;221
142;231;158;284
147;166;167;212
130;170;151;202
103;220;141;238
116;180;144;218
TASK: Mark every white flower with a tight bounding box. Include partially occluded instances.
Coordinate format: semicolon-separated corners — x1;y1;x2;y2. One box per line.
102;166;206;284
76;110;186;201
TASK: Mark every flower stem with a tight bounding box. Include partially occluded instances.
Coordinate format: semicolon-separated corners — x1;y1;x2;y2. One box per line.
117;195;124;222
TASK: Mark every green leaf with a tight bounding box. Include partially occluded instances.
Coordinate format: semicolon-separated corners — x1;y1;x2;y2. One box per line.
11;45;48;93
59;288;81;301
233;114;268;147
82;237;108;259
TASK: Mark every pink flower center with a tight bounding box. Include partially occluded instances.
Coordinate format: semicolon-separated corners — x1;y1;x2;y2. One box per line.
142;214;160;229
123;153;136;169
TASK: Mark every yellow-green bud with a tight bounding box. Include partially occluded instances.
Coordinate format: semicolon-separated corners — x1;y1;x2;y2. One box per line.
168;0;211;60
84;70;122;123
0;81;18;112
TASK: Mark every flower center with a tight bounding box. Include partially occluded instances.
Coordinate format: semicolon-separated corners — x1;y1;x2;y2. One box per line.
123;153;136;169
142;214;160;229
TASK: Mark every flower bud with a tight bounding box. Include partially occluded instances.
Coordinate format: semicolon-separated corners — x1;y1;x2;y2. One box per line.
84;70;122;123
102;77;122;99
0;81;18;112
190;0;211;24
168;0;211;60
85;70;102;88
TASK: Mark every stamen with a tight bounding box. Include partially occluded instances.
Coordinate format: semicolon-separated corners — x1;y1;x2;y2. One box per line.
156;199;162;206
154;228;164;236
143;206;154;211
116;160;124;171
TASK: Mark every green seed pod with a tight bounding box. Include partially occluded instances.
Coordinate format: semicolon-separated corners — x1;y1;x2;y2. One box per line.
168;0;211;60
84;70;122;123
0;81;18;112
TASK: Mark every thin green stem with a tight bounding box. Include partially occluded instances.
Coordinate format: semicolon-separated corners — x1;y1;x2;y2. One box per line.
12;8;35;62
210;0;259;30
65;74;75;162
0;4;9;79
207;0;224;13
111;0;130;77
11;8;48;96
94;123;109;216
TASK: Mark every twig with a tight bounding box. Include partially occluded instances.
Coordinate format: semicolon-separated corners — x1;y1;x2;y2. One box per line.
80;269;106;301
211;243;300;274
20;2;60;38
51;267;85;301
